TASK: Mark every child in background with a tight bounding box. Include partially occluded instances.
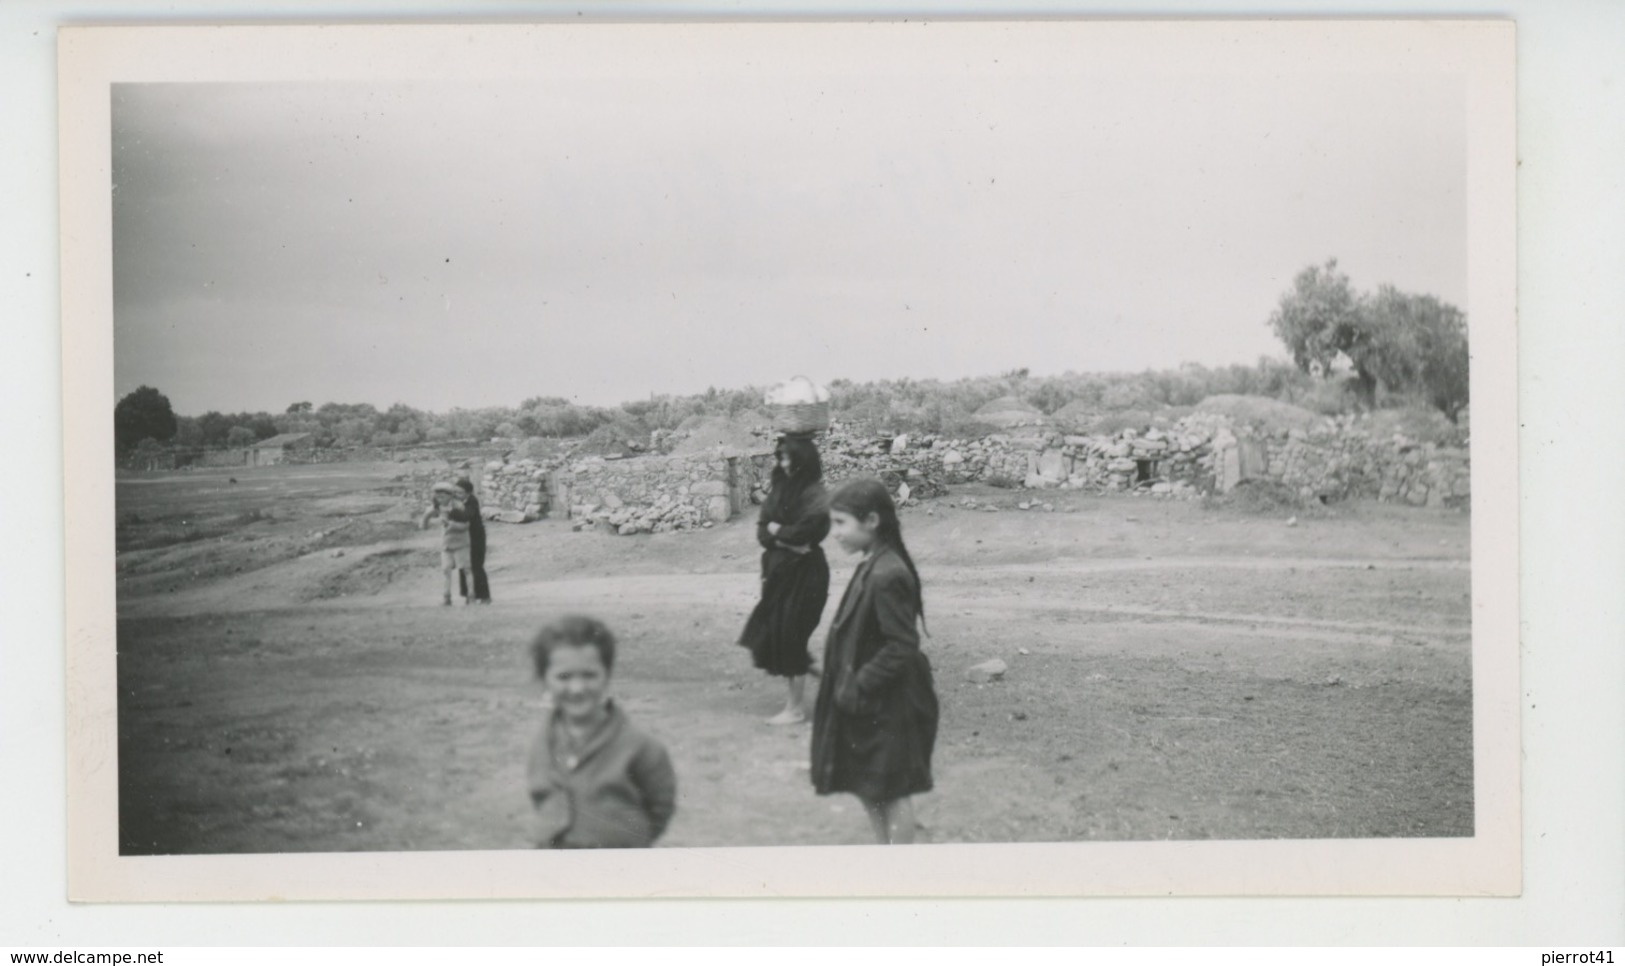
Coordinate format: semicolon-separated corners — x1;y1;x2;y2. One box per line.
811;478;939;845
526;615;678;849
419;482;472;606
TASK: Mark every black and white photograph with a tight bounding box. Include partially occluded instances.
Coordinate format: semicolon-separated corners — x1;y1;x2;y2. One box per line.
60;19;1519;899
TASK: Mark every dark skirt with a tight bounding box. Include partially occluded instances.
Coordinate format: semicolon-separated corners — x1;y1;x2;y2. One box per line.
811;652;939;802
739;546;830;678
458;526;491;601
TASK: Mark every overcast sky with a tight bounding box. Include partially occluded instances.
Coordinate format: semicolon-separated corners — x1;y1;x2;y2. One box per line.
111;38;1465;416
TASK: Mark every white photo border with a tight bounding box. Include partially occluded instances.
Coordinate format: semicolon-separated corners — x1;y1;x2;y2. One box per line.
59;18;1519;901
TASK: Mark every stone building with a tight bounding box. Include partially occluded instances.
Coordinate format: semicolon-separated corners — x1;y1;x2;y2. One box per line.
249;433;314;467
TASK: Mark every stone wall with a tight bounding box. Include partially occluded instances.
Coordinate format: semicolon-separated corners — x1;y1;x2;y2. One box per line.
1383;445;1469;507
284;446;365;465
929;425;1218;495
805;423;1219;498
480;456;566;521
1204;416;1469;507
805;413;1468;507
195;448;250;468
461;408;1470;535
557;453;748;534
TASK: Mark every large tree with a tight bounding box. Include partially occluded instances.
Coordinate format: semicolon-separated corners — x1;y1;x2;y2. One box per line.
1270;260;1469;419
1364;285;1470;422
194;411;232;447
113;385;178;452
1268;260;1383;408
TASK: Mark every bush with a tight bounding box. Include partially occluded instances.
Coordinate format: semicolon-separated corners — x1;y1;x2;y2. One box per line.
1295;377;1359;416
373;430;422;447
167;357;1351;454
1085;410;1157;435
1101;379;1158;411
1195;395;1323;434
1028;381;1073;415
524;404;611;438
577;413;651;455
938;413;992;439
1362;406;1466;446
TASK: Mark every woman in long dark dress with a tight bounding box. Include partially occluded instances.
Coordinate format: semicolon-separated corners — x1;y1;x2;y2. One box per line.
738;434;831;725
455;478;492;603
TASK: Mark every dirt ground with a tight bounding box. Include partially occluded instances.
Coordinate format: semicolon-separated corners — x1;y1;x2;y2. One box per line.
115;462;1473;854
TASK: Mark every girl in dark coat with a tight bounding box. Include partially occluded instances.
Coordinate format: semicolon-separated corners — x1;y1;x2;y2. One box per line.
738;434;831;726
455;478;491;603
811;478;938;845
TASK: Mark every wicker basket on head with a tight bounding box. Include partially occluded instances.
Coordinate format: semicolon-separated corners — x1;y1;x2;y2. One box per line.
766;375;831;434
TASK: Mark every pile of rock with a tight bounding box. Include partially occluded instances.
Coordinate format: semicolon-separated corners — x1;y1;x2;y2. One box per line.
569;494;716;535
647;428;684;455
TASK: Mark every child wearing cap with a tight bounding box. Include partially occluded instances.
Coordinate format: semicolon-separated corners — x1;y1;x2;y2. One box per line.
419;483;473;606
526;615;678;849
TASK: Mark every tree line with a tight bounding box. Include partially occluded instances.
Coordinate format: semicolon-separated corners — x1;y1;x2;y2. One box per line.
114;259;1469;454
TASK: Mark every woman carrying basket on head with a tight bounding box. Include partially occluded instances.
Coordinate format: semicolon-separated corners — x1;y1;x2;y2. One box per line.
738;378;834;726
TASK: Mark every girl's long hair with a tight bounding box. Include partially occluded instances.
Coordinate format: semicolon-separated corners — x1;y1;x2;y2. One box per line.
770;434;823;501
830;478;927;634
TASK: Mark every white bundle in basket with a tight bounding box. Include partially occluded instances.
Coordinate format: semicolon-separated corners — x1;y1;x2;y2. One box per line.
765;376;831;433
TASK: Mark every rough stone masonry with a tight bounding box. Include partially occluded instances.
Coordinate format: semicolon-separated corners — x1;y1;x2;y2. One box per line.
460;409;1468;534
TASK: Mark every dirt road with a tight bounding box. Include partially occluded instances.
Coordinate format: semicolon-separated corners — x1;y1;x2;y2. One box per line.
115;463;1473;853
